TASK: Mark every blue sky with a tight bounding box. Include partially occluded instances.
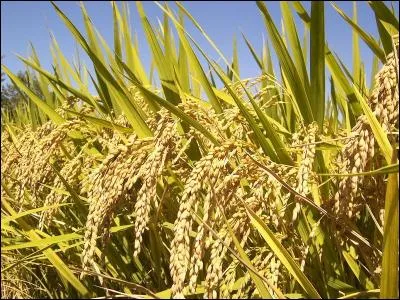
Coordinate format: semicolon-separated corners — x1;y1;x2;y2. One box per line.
1;1;399;93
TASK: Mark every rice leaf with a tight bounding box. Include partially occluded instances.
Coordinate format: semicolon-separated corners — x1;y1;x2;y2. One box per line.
310;1;325;128
165;3;223;114
242;32;263;70
257;1;313;124
342;250;375;290
281;2;310;96
380;150;399;298
120;60;220;146
2;203;72;226
368;1;399;55
243;201;321;298
220;208;273;298
136;2;181;106
1;196;89;296
352;2;361;91
2;65;65;125
331;2;386;63
51;1;152;138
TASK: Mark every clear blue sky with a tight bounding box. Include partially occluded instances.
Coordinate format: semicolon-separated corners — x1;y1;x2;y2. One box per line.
1;1;399;93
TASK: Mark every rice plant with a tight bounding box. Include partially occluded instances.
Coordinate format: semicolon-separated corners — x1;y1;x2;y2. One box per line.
1;1;398;299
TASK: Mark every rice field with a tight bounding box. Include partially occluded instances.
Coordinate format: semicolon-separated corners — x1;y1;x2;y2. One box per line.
1;1;399;299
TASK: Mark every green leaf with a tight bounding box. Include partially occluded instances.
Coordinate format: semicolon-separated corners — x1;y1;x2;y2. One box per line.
331;2;386;63
1;224;133;251
51;1;152;138
159;3;293;163
112;1;123;71
163;3;223;114
1;196;89;296
29;44;53;108
2;65;65;125
380;150;399;299
120;61;220;146
292;1;363;121
310;1;325;128
257;1;313;124
2;203;72;226
327;278;357;291
163;8;178;65
220;208;273;298
342;250;375;290
136;2;181;106
244;201;321;298
17;55;105;114
65;110;134;133
117;2;149;86
242;32;263;70
325;49;362;119
53;36;105;113
79;2;114;112
177;10;190;93
281;2;310;97
352;2;361;90
292;2;311;24
368;1;399;55
211;60;279;161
